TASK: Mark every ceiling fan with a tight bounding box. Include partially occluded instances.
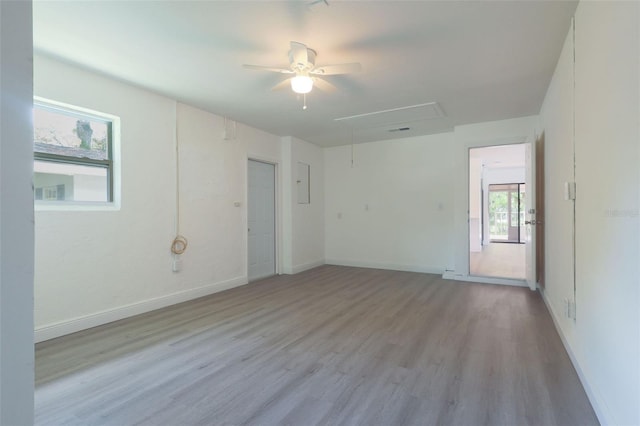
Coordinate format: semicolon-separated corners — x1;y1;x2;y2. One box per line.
243;41;361;107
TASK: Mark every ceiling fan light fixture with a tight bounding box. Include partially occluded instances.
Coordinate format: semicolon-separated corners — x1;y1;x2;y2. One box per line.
291;75;313;94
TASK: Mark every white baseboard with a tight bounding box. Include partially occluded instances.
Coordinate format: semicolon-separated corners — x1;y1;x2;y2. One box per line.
35;275;248;343
325;259;443;275
539;288;611;426
290;259;325;274
441;271;528;287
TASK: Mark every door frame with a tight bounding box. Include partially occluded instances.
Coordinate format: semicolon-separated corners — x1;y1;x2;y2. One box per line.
535;132;545;288
247;156;281;279
524;141;537;290
445;136;531;287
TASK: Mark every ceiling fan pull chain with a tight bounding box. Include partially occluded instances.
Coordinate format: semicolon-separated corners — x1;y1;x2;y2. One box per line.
303;93;307;110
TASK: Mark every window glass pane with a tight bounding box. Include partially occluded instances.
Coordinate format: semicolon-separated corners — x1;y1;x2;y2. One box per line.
510;190;519;226
34;160;108;202
34;107;109;161
489;190;508;240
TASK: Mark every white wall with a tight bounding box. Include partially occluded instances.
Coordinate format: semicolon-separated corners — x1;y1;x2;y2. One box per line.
33;55;286;341
540;2;639;424
573;2;639;424
0;0;35;423
324;133;455;274
539;23;576;370
282;137;325;274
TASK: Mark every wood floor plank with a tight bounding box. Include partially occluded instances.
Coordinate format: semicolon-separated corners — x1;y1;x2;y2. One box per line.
35;265;598;425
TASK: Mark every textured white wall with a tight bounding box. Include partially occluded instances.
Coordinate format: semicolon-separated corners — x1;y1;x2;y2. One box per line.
324;133;455;273
33;56;283;340
176;103;281;287
540;2;640;424
34;55;178;335
0;1;35;423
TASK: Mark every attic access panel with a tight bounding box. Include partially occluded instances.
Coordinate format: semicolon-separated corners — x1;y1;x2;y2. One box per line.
334;102;445;129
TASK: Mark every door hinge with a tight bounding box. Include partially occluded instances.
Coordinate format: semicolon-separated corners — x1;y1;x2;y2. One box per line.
564;298;576;320
564;182;576;201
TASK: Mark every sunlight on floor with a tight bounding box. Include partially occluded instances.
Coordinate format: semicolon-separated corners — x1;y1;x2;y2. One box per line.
470;242;525;279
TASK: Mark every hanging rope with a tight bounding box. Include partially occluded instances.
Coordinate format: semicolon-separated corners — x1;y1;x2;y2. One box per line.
171;235;188;255
172;101;188;256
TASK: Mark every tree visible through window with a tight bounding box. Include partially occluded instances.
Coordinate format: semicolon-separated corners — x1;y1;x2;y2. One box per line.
488;183;525;243
33;100;116;203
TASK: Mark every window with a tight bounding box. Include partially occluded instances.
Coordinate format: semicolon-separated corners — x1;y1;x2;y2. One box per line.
33;99;118;205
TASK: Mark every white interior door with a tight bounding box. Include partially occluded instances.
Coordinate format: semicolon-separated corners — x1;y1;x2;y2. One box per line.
524;141;537;290
248;160;275;281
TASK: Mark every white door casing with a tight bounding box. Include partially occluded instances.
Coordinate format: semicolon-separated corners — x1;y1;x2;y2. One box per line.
524;141;537;290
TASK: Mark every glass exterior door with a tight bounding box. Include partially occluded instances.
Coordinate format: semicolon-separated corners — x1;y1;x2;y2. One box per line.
488;183;525;243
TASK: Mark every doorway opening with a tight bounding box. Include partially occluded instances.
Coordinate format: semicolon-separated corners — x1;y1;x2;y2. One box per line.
469;144;526;280
247;159;276;281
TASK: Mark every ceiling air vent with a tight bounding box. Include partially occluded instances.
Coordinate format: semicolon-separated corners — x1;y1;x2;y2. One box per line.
389;127;411;132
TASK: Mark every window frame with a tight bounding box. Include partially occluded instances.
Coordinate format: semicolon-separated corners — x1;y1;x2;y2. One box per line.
33;97;120;209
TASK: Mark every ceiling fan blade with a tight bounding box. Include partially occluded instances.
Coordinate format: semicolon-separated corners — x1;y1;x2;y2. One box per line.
312;77;337;93
290;41;309;68
311;63;362;75
243;64;293;74
271;78;292;91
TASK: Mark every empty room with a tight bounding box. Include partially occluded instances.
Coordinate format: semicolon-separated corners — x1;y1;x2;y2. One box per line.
1;1;638;425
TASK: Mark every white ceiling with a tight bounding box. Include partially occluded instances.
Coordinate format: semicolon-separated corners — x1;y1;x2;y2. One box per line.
33;0;577;147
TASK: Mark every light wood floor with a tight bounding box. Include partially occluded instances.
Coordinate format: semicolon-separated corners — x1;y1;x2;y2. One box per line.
470;243;526;280
35;266;597;426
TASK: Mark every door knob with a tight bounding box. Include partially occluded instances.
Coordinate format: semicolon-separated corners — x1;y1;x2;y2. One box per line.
525;220;534;225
